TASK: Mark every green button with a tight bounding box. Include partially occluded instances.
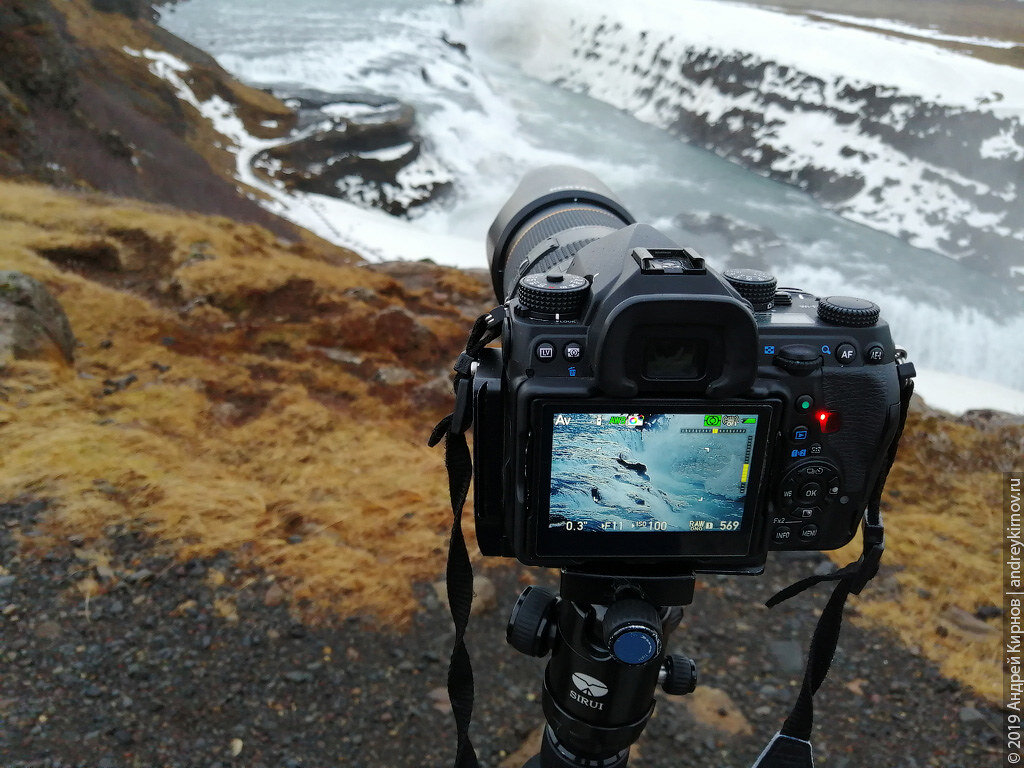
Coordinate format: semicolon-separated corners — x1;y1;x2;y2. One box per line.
796;395;814;411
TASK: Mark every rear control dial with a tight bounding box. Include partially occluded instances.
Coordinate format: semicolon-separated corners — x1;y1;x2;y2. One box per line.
817;296;880;327
518;273;590;319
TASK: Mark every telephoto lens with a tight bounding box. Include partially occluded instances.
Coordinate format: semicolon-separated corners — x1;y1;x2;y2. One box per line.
485;166;635;303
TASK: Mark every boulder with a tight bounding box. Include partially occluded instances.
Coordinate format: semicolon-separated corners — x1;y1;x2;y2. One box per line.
0;271;75;364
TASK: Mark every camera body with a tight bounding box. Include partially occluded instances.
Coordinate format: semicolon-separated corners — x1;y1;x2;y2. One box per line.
472;168;905;575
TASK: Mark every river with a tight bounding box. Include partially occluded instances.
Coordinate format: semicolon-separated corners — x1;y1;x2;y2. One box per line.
160;0;1024;410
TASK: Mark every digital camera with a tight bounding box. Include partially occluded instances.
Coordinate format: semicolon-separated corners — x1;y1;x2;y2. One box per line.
472;167;906;575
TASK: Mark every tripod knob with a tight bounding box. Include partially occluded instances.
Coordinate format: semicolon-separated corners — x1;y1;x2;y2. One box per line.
602;599;663;665
507;585;558;657
660;654;698;696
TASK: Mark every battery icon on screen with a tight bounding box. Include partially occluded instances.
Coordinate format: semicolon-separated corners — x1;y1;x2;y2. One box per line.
742;417;757;424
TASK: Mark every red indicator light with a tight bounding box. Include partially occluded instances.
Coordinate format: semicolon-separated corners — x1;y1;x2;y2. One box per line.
816;410;841;433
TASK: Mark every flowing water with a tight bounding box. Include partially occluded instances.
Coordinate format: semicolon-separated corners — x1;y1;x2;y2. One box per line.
161;0;1024;401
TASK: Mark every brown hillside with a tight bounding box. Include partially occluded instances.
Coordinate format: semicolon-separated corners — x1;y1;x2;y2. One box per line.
0;0;295;232
0;178;1018;702
0;179;492;626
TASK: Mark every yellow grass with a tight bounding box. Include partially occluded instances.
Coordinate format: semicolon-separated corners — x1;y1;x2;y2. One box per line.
830;407;1014;702
0;179;481;625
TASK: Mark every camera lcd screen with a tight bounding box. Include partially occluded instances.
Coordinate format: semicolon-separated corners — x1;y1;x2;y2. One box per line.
548;410;760;535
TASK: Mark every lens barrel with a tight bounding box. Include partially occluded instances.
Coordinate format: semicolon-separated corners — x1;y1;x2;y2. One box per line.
486;166;635;303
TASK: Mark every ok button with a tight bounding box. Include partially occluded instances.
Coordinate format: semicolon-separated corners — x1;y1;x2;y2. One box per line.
798;482;822;503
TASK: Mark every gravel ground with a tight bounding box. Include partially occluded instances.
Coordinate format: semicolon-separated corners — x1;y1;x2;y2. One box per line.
0;498;1003;768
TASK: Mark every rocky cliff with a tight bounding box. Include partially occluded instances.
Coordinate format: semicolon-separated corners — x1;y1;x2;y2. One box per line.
0;0;302;231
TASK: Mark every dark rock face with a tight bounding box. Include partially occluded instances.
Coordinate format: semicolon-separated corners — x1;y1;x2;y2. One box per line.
254;90;453;216
90;0;152;19
0;271;76;364
0;1;77;176
0;0;298;239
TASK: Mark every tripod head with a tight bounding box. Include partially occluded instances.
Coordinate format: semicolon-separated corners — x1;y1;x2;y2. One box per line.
508;571;699;768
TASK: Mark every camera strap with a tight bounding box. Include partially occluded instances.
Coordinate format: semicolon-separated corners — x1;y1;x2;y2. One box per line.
428;308;506;768
751;362;915;768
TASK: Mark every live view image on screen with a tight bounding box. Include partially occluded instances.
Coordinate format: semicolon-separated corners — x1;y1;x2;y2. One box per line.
548;412;759;533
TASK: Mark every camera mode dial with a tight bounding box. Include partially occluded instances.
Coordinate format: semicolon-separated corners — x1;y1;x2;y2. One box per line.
602;599;663;665
518;273;590;319
817;296;880;327
723;269;777;311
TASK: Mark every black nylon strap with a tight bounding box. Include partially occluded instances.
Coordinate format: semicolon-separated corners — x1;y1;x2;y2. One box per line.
428;309;504;768
755;372;915;766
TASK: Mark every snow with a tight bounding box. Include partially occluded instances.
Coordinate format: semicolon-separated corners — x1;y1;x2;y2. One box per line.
121;46;470;264
123;37;1024;415
980;130;1024;161
358;142;415;162
914;368;1024;416
811;12;1021;50
467;0;1024;112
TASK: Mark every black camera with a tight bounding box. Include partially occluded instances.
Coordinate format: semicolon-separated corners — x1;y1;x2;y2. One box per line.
471;166;907;575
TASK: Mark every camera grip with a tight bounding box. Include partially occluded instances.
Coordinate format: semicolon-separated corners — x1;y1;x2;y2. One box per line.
821;366;900;494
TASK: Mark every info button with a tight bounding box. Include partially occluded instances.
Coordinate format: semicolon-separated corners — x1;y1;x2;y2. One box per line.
772;525;793;543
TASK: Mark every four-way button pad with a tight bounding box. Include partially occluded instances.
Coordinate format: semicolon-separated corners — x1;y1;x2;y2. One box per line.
776;460;842;544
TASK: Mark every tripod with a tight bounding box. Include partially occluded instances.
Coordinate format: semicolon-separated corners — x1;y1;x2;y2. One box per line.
508;570;700;768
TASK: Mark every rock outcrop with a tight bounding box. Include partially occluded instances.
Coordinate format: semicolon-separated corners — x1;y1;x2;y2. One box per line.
255;90;453;216
0;271;76;365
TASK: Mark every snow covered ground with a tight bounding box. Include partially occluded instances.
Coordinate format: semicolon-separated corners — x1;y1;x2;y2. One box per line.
122;47;473;263
914;368;1024;415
